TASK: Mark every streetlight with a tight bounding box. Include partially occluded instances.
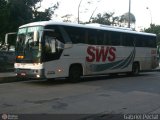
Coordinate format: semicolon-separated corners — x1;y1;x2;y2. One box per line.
146;7;152;25
128;0;131;28
78;0;83;24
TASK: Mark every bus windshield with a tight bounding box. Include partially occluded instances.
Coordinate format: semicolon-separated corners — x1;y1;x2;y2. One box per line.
16;26;43;63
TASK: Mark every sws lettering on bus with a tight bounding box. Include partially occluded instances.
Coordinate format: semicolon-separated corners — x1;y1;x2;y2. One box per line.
86;46;116;62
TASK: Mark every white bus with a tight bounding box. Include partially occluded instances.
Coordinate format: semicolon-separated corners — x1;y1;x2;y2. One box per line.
14;21;158;82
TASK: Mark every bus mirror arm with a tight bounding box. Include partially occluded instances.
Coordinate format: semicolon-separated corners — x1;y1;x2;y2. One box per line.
64;42;72;49
33;31;39;42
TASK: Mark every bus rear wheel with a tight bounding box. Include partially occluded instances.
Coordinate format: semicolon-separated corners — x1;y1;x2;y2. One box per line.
69;65;82;83
132;63;140;75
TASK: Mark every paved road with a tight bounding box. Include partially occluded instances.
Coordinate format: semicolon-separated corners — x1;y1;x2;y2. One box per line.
0;72;160;119
0;72;15;78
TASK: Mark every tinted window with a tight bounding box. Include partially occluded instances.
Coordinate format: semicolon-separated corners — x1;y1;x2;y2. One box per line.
64;26;86;44
135;35;156;48
147;36;157;48
88;29;97;45
97;30;105;45
45;25;64;43
110;32;121;45
122;34;134;46
104;31;111;45
42;29;63;62
87;29;105;45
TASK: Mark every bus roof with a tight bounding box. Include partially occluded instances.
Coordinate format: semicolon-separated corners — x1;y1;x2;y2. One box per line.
19;21;156;37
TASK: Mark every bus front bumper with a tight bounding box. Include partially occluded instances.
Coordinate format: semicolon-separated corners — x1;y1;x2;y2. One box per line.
15;68;45;79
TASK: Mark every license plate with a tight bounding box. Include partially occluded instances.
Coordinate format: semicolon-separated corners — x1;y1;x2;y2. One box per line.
20;72;26;76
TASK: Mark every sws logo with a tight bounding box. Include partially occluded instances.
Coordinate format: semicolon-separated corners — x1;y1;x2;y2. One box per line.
86;46;116;62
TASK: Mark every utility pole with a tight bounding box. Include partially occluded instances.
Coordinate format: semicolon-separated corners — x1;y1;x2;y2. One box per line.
128;0;131;28
78;0;83;24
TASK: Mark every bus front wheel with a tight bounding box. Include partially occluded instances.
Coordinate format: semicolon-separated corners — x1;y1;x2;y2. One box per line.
69;65;82;83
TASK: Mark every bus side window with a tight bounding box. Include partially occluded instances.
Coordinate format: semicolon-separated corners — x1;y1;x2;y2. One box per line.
110;32;121;46
104;31;111;45
44;32;55;54
43;31;62;61
150;37;156;48
44;25;64;43
135;35;143;47
122;34;134;46
148;36;156;48
142;36;148;47
88;29;97;45
97;30;105;45
63;26;85;44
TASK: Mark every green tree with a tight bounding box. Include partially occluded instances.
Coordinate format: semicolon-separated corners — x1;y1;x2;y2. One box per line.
144;24;160;45
89;12;120;26
0;0;59;45
0;0;10;43
119;12;136;29
61;14;73;23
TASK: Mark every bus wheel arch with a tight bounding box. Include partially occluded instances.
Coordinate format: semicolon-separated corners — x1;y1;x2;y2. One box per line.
69;63;83;83
132;62;140;75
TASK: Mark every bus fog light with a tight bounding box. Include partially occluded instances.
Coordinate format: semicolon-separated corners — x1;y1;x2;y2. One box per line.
36;75;40;78
58;69;62;72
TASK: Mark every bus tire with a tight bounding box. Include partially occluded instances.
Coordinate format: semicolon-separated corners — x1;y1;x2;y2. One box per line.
69;65;82;83
132;62;140;75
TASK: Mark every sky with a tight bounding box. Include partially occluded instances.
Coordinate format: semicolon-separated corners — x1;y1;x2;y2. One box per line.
40;0;160;30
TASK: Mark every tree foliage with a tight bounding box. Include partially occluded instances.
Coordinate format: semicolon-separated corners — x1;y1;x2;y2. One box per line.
89;12;137;29
120;12;136;23
0;0;59;44
144;24;160;45
90;12;119;26
0;0;10;42
61;14;73;23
